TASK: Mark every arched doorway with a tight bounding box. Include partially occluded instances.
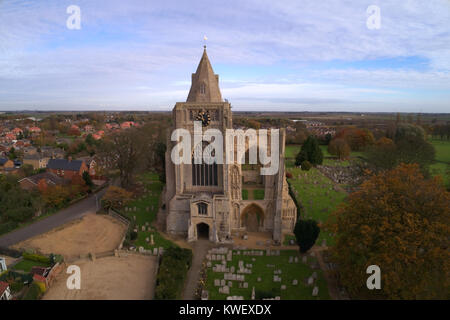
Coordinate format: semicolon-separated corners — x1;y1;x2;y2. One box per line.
197;223;210;239
241;204;264;232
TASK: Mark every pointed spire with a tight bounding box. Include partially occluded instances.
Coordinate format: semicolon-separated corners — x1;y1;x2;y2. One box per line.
187;47;223;103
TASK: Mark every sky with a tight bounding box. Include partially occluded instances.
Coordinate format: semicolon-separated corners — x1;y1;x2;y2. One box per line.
0;0;449;112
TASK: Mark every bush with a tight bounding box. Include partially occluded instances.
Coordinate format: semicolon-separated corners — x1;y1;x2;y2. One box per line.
295;136;323;166
155;247;192;300
10;280;24;293
129;231;138;241
301;160;312;171
22;252;51;264
255;288;280;300
0;246;22;258
23;283;42;300
294;219;320;253
286;172;293;179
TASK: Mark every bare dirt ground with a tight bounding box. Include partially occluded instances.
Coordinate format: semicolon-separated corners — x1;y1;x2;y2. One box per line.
43;254;158;300
12;214;126;259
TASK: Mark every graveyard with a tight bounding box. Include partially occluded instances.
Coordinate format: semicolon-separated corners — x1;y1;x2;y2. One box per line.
285;145;349;246
121;172;178;251
203;247;330;300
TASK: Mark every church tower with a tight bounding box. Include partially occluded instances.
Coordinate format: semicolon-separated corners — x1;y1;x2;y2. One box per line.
162;47;297;244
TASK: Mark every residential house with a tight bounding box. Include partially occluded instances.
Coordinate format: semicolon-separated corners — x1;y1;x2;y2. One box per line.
41;146;65;159
47;158;88;179
0;158;14;170
77;156;97;176
19;172;66;190
0;281;12;300
23;153;50;170
28;126;41;134
120;121;135;129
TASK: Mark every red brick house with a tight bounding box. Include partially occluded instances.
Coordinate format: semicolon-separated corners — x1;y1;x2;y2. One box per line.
46;158;88;180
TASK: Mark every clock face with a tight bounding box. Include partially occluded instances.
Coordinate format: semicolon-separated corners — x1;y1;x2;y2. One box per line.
195;110;211;127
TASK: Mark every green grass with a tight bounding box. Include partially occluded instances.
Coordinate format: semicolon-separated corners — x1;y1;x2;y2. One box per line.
253;189;265;200
430;139;450;189
286;166;347;246
12;259;50;273
206;250;330;300
122;172;178;250
431;139;450;163
242;189;249;200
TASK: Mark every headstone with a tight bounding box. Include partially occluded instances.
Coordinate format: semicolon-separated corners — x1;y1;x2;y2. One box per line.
251;287;255;300
312;286;319;297
243;282;248;289
153;248;158;255
230;266;235;273
223;285;230;294
307;276;314;286
221;279;226;286
289;256;293;263
292;279;298;285
257;277;261;282
207;262;212;268
312;271;317;279
214;279;220;287
294;257;298;263
281;285;286;290
141;226;145;231
302;256;307;263
150;234;154;245
228;281;232;288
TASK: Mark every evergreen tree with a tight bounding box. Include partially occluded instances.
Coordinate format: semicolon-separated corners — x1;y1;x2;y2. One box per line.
295;136;323;166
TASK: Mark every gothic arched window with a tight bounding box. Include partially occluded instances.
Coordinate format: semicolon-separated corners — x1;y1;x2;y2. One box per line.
192;143;218;186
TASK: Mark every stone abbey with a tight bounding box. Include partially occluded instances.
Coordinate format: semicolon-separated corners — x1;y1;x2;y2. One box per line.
161;47;297;243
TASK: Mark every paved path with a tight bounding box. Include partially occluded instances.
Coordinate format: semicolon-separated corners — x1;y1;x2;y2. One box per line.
0;188;107;248
182;239;216;300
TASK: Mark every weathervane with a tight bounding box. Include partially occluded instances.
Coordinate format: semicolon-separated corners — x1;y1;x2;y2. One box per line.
203;35;208;49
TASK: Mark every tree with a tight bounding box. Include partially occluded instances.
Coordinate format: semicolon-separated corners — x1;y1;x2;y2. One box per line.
328;138;351;160
295;136;323;166
82;171;93;188
328;164;450;299
334;127;374;151
101;186;133;210
294;219;320;253
97;128;143;188
85;134;95;146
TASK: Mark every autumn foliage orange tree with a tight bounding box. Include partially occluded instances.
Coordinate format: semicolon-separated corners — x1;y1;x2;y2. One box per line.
328;163;449;299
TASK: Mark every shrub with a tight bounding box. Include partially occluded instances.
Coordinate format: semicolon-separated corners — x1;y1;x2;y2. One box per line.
301;160;312;171
23;283;42;300
155;247;192;300
22;252;51;264
294;219;320;253
295;136;323;166
286;172;293;179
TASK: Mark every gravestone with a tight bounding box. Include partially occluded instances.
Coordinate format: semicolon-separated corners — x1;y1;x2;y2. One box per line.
307;276;314;286
257;277;261;282
292;279;298;285
243;282;248;289
281;285;286;290
312;286;319;297
223;286;230;294
214;279;220;287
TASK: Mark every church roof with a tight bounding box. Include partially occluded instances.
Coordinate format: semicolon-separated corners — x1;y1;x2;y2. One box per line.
186;47;223;103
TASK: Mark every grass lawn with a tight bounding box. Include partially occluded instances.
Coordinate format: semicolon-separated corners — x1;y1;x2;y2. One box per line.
205;250;330;300
286;166;347;246
122;172;178;250
430;139;450;188
12;259;50;273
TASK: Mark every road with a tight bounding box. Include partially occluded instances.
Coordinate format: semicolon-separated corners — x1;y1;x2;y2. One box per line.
0;188;107;248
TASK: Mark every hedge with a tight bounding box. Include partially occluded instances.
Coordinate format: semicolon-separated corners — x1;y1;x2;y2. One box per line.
0;246;22;258
22;252;51;264
154;247;192;300
23;283;42;300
